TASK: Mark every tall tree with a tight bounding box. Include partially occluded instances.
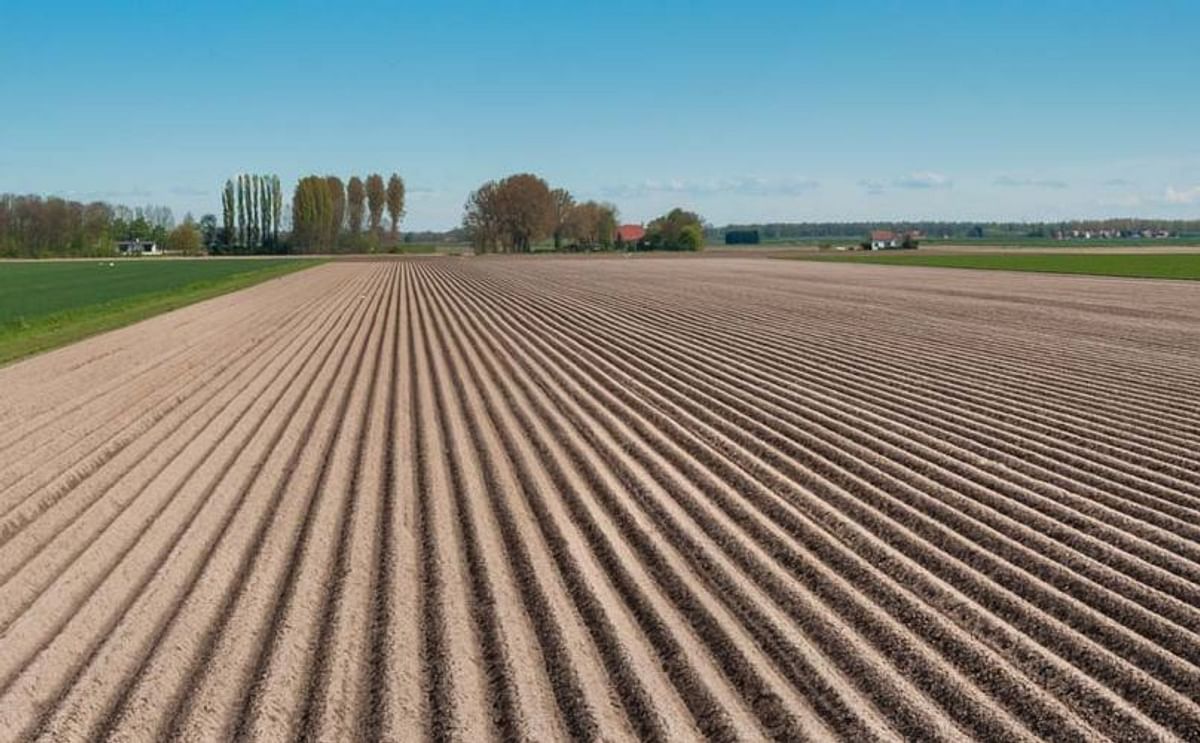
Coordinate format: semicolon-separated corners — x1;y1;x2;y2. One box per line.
221;180;235;246
497;173;554;252
565;201;618;248
463;180;502;252
167;215;203;255
462;173;554;252
199;213;219;249
291;176;335;252
250;174;260;247
347;176;366;236
256;175;266;247
236;176;246;246
365;174;386;234
550;187;575;249
270;175;282;245
386;174;406;240
325;176;346;247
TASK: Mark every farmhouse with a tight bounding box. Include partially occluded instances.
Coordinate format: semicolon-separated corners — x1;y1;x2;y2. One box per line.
869;230;900;250
868;230;920;250
117;239;162;256
616;224;646;246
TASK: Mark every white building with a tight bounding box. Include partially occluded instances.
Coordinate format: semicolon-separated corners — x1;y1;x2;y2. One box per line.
870;230;900;250
117;239;162;256
869;229;920;250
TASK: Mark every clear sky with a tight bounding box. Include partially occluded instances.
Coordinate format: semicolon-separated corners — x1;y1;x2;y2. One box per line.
2;0;1198;229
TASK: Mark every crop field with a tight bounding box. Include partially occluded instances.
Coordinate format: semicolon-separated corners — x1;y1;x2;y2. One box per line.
1;257;1198;741
786;251;1200;280
0;258;318;365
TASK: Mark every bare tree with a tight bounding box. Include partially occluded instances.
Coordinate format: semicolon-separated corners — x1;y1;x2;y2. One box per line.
462;173;554;253
463;180;502;252
550;187;575;250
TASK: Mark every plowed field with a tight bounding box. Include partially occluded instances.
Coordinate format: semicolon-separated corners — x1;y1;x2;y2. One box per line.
2;257;1198;741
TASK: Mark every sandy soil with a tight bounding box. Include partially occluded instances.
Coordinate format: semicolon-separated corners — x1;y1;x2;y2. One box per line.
1;256;1198;742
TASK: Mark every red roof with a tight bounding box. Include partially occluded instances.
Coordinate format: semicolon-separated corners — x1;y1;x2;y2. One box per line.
616;224;646;242
870;230;896;241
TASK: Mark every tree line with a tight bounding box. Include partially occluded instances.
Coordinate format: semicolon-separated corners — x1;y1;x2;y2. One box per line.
290;173;405;252
219;174;283;251
712;219;1200;242
462;173;705;252
0;195;199;258
462;173;620;253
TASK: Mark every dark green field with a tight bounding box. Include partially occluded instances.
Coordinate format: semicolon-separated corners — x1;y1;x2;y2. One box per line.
0;258;319;365
786;252;1200;280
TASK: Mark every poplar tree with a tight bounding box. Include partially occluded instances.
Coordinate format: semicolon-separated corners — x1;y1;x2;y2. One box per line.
386;174;406;240
366;174;386;234
347;176;366;236
292;176;334;252
271;176;282;245
221;179;235;246
236;175;247;246
325;176;346;247
250;174;260;247
257;175;268;247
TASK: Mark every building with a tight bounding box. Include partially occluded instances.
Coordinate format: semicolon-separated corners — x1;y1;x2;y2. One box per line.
869;230;900;250
869;229;920;250
117;239;162;256
616;224;646;245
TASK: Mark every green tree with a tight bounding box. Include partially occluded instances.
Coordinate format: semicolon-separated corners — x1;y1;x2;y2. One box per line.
250;175;260;247
199;214;219;249
292;176;335;252
167;217;204;255
347;176;366;236
679;224;704;251
270;175;282;246
644;208;705;251
366;174;386;234
221;180;235;246
386;174;406;241
235;176;246;246
326;176;346;247
258;175;269;248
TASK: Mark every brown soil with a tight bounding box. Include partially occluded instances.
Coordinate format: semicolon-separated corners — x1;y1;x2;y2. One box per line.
2;257;1198;741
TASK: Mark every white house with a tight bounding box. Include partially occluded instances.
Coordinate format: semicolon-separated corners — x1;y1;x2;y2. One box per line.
117;239;162;256
869;229;920;250
870;230;900;250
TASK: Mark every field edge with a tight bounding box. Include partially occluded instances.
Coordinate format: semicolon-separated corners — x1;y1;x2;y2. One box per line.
0;259;325;367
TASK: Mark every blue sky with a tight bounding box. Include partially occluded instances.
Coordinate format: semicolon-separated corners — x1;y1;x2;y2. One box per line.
2;0;1198;229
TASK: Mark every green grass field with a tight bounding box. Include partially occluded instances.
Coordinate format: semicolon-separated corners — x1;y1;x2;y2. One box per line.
0;258;320;365
920;237;1200;249
784;252;1200;280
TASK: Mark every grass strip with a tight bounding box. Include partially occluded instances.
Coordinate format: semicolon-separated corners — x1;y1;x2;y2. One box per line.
781;252;1200;280
0;260;322;366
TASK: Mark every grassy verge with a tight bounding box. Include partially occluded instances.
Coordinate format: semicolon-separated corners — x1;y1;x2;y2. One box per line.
0;259;322;366
781;252;1200;281
920;237;1200;249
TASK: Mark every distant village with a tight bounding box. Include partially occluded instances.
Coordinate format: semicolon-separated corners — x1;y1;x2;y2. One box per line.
1053;228;1173;240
